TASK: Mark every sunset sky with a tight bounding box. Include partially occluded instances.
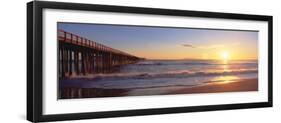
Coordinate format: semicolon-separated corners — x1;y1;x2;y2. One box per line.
58;23;258;60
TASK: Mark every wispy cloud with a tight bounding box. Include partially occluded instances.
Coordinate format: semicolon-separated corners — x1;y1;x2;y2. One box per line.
181;42;240;50
182;44;196;48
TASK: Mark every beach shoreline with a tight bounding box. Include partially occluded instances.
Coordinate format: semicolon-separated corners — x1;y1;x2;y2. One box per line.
59;78;258;99
169;78;258;95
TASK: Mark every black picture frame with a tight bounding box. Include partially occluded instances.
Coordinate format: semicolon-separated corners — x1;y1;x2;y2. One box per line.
27;1;273;122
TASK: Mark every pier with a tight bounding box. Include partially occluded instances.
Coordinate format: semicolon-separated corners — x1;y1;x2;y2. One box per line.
58;29;142;79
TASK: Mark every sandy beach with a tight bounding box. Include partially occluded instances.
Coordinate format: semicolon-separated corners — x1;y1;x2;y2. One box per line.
59;87;129;99
170;78;258;94
60;78;258;99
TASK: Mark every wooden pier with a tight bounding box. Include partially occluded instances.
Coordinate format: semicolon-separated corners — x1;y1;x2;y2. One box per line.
58;29;142;78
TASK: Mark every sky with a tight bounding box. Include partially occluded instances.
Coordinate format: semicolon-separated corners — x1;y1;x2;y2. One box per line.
58;22;258;60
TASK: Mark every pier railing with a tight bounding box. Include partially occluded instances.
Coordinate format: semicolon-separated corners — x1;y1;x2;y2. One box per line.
58;29;141;78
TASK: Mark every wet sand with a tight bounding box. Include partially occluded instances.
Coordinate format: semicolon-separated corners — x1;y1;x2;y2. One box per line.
59;88;129;99
170;78;258;94
59;78;258;99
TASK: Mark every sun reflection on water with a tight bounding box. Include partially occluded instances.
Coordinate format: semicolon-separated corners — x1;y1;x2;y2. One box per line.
222;64;229;72
212;76;239;84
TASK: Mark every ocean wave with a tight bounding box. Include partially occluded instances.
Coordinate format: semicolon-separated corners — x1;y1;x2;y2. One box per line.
135;62;257;66
76;69;258;81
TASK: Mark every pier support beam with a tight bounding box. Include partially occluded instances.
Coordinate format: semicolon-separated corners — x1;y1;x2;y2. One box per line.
58;30;142;79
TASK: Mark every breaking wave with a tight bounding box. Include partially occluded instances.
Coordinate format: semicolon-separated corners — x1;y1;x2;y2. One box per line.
77;69;258;81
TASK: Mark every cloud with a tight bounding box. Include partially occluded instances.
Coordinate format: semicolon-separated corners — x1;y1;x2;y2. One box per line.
181;42;240;50
182;43;223;50
182;44;196;48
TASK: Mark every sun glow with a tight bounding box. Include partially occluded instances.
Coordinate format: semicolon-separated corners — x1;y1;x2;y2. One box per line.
220;51;230;61
221;51;229;60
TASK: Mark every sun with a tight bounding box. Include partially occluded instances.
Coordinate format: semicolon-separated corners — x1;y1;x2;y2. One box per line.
220;51;230;60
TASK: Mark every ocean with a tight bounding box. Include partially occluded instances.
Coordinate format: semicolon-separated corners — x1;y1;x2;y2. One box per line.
60;59;258;90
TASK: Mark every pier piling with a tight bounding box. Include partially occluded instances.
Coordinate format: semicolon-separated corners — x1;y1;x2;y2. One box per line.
58;30;142;79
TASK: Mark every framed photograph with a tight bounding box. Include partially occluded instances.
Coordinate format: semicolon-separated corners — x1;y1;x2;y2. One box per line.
27;1;273;122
